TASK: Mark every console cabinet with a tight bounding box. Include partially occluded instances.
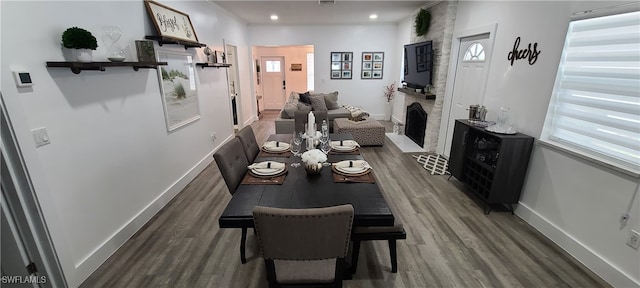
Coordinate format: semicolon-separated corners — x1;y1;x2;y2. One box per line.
449;120;534;214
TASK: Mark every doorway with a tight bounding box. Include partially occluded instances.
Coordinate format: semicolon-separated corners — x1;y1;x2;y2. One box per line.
225;43;241;129
442;30;494;157
260;56;286;110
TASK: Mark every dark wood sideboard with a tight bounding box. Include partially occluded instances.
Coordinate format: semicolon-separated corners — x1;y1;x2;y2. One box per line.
449;120;534;214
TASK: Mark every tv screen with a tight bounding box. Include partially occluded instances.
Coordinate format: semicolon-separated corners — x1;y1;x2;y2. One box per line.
403;41;433;89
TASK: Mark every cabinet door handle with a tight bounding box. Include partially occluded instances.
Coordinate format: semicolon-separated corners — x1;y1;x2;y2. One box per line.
463;131;467;145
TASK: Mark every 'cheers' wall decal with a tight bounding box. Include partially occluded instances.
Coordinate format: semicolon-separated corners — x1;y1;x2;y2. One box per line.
508;37;541;66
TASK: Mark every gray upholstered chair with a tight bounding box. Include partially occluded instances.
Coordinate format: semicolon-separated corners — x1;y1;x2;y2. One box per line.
253;204;354;288
350;218;406;274
294;111;328;134
236;125;260;162
213;137;251;263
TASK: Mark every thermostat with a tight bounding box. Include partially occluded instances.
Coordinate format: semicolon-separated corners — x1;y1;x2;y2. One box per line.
13;70;33;88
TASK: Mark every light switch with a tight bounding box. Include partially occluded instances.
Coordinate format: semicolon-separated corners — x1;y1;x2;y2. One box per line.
32;127;50;147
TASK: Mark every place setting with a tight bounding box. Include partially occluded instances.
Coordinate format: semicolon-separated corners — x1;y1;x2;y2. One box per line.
241;161;288;185
331;160;375;183
329;140;360;155
258;140;292;157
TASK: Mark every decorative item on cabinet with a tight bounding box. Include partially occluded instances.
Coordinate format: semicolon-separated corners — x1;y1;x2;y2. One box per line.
61;27;98;62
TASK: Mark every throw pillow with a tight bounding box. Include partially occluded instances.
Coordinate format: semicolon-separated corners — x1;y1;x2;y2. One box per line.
309;95;328;111
283;102;298;118
297;102;312;113
323;91;340;110
299;92;312;105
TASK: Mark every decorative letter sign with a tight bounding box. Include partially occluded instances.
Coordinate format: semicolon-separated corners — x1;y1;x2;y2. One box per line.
507;37;541;66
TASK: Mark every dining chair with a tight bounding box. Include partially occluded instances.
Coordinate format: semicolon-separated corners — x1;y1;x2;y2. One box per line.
213;137;251;263
236;125;260;162
350;218;406;274
294;111;328;134
253;204;354;288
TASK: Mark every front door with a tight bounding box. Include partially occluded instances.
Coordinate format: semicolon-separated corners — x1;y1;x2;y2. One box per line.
261;56;286;110
443;33;492;157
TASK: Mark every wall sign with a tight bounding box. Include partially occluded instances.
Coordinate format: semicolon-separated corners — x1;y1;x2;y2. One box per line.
145;0;199;44
508;37;541;66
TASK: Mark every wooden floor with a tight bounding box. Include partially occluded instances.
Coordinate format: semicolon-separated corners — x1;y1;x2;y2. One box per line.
81;111;610;288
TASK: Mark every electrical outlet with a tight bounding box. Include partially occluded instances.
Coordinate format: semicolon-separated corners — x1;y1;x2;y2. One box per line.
627;230;640;250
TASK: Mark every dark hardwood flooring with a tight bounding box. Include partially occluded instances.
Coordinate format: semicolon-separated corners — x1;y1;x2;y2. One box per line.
81;111;610;288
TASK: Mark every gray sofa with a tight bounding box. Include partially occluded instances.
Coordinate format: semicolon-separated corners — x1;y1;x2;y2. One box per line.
275;91;351;134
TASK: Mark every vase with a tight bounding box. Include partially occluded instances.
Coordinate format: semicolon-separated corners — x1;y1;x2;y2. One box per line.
75;49;93;62
304;163;323;175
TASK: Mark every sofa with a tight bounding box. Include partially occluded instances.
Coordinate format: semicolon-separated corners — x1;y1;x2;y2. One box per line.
275;91;352;134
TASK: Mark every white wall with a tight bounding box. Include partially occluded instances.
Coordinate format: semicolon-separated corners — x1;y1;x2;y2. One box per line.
0;1;249;286
249;24;400;119
447;1;640;287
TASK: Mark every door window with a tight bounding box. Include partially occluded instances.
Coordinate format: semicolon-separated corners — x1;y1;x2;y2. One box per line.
265;61;281;72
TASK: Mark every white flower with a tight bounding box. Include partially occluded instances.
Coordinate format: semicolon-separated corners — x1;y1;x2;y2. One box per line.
301;149;327;164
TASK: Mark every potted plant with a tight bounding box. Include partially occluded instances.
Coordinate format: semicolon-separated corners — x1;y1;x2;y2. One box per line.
61;27;98;62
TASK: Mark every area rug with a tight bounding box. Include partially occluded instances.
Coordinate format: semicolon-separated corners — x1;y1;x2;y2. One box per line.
412;154;450;175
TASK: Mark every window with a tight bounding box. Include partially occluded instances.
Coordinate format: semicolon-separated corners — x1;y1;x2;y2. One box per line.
463;42;485;62
541;10;640;174
265;60;280;73
306;53;314;91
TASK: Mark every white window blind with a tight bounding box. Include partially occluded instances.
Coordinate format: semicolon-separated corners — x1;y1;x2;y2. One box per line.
542;10;640;173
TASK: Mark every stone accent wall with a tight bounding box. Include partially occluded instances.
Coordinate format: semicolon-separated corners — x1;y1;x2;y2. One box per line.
402;1;457;153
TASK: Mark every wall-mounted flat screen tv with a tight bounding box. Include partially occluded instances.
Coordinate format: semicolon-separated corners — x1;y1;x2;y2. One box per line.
403;41;433;89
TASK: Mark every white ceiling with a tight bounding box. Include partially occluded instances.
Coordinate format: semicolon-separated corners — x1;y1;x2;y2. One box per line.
211;1;433;25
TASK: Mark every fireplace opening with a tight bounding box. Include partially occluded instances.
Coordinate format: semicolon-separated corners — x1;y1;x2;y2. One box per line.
405;102;427;147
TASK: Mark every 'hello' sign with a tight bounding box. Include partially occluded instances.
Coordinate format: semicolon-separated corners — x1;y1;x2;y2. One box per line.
508;37;541;66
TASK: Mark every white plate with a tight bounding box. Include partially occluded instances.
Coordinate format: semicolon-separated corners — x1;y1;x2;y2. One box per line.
263;141;290;152
251;167;286;176
485;125;517;134
331;144;358;152
334;160;370;174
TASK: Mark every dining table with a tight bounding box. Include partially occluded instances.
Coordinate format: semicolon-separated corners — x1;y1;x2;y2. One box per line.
217;133;395;272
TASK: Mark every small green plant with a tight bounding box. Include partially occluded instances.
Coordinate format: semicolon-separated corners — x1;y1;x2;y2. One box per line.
62;27;98;50
174;83;186;99
414;9;431;37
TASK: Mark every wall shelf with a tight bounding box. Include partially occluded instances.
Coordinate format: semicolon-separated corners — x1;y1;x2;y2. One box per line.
398;87;435;100
145;36;206;49
46;61;167;74
196;63;232;69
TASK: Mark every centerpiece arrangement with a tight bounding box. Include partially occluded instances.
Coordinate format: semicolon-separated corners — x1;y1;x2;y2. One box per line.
301;149;327;174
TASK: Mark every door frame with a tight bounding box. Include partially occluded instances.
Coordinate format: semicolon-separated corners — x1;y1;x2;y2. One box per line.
224;41;243;130
437;23;498;156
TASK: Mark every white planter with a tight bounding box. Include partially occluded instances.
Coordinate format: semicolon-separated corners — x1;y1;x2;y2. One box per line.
384;101;393;121
75;49;93;62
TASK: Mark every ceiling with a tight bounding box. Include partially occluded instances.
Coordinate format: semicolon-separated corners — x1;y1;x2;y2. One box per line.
211;1;433;25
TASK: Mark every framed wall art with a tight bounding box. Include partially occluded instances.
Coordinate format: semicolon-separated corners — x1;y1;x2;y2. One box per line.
144;0;199;44
156;50;200;131
330;52;353;79
362;51;384;79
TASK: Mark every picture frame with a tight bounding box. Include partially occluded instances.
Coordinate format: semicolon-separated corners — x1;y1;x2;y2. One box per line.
290;63;302;71
135;40;156;62
144;0;199;44
330;52;353;80
361;51;384;79
156;50;200;131
214;50;225;63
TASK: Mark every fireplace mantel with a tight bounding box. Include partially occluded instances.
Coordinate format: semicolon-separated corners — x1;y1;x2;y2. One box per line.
398;87;436;100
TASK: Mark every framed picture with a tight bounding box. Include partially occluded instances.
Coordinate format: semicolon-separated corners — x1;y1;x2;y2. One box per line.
290;63;302;71
135;40;156;62
144;0;199;44
361;51;384;79
214;50;225;63
156;50;200;131
330;52;353;80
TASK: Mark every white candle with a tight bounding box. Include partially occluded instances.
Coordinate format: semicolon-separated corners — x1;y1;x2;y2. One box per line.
308;112;315;136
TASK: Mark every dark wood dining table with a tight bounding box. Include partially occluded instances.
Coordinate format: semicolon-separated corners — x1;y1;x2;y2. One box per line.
218;133;395;269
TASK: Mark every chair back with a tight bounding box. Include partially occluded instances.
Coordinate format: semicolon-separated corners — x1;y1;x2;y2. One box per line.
294;111;328;134
213;138;249;194
253;204;353;260
236;126;260;162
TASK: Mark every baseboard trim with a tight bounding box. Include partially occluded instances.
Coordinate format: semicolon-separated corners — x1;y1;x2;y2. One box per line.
516;202;639;288
73;137;233;285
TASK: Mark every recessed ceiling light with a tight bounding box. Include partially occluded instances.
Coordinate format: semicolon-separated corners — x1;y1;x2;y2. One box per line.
271;15;279;20
369;14;378;20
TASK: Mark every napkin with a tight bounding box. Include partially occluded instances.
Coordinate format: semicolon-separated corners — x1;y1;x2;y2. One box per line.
248;161;286;170
330;140;360;148
263;141;291;150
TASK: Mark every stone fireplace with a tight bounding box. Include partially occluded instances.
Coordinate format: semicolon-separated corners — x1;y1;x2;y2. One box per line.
405;102;427;147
